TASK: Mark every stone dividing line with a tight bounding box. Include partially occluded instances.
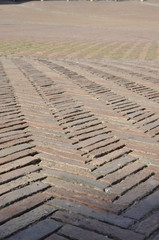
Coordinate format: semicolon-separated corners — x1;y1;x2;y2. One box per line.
1;57;159;239
13;58;159;217
47;59;159;142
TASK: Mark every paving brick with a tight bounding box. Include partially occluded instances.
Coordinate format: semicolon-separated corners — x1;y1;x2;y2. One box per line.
2;57;159;240
0;143;35;158
108;167;153;196
46;186;114;210
0;129;28;139
37;146;86;163
0;122;28;134
143;120;159;132
113;177;159;212
33;135;75;152
58;224;110;240
41;159;93;177
48;199;134;228
0;137;32;151
0;148;37;165
69;121;104;134
123;190;159;220
91;147;131;166
0;132;31;145
0;191;51;224
0;181;49;209
0;119;26;130
0;155;40;174
101;161;146;185
0;165;41;184
0;172;45;196
0;204;57;239
73;127;109;142
45;178;110;200
151;231;159;240
81;137;118;153
75;132;113;149
62;116;97;129
8;218;62;240
42;169;106;190
148;165;159;179
44;234;68;240
94;154;137;177
70;123;105;137
133;211;159;237
53;210;144;240
88;141;125;159
40;152;86;165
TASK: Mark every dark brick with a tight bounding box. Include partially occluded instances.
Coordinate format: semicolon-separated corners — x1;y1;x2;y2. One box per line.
58;224;110;240
0;181;49;209
0;143;34;158
113;177;159;212
0;204;56;239
133;211;159;237
102;161;146;185
0;172;45;196
91;147;131;166
0;191;51;224
0;148;37;165
0;164;41;185
45;234;68;240
109;168;153;196
52;210;144;240
94;154;136;177
48;199;134;228
8;218;62;240
0;155;40;174
123;190;159;220
0;137;31;151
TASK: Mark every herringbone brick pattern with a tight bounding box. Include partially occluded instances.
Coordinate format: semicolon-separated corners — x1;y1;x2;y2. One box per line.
0;57;159;240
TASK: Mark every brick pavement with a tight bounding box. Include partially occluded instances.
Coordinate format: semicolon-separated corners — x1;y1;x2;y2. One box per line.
0;57;159;239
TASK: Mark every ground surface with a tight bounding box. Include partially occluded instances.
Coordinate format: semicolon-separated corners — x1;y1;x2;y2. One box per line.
0;1;159;240
0;0;159;60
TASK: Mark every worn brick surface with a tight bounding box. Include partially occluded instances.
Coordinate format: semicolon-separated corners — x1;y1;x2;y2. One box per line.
123;190;159;220
0;57;159;239
58;224;111;240
52;210;144;240
133;211;159;237
8;219;62;240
